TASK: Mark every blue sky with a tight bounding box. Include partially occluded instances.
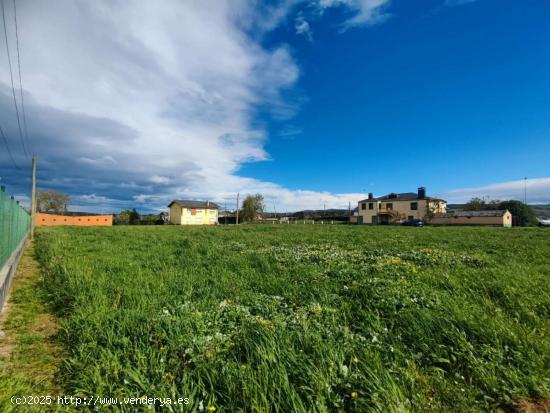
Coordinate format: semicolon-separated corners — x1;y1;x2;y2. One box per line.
243;0;550;196
0;0;549;212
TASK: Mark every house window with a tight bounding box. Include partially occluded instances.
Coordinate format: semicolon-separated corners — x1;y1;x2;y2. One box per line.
408;215;414;220
386;203;393;210
361;203;366;210
410;202;418;210
379;203;382;210
368;203;374;210
191;209;197;216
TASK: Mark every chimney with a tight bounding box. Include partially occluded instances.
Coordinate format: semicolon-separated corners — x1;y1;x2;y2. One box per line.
418;187;426;199
368;192;373;200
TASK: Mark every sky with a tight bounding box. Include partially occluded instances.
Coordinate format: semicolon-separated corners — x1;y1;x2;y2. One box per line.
0;0;549;213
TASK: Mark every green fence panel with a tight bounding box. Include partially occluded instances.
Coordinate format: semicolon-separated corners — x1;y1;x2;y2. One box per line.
0;185;30;268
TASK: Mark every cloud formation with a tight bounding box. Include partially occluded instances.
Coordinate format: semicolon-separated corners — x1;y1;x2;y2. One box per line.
295;13;313;41
440;178;550;204
0;0;379;213
317;0;390;29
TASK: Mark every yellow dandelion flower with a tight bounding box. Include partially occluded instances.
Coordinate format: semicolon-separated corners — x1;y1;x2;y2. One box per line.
351;391;358;399
207;405;216;412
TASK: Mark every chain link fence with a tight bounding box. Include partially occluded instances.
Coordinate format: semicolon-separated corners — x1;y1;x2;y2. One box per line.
0;185;31;311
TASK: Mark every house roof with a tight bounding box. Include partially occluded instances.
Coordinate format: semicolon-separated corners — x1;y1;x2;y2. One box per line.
168;200;220;209
437;210;509;218
358;192;445;203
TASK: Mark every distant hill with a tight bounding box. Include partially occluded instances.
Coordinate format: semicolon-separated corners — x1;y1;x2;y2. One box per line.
531;204;550;217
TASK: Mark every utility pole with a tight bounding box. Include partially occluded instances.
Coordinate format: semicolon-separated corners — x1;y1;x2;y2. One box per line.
236;192;239;225
523;177;527;205
348;200;351;224
30;156;36;239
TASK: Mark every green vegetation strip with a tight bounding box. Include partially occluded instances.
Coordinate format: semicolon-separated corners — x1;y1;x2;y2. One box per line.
0;243;63;412
30;226;550;412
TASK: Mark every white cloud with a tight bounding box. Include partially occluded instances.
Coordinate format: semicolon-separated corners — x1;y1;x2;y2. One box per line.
295;14;313;40
317;0;390;29
78;194;115;204
149;175;172;185
439;178;550;204
0;0;377;213
77;156;117;166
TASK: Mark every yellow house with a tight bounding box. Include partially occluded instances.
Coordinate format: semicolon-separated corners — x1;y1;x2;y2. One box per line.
357;187;447;224
168;200;219;225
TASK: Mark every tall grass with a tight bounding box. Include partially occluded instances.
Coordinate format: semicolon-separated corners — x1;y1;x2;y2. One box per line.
35;225;550;412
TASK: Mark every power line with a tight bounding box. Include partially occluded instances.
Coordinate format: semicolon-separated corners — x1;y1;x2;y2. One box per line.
1;0;28;158
0;122;19;169
12;0;30;153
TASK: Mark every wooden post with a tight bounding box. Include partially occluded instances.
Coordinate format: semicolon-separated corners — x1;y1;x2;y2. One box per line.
30;156;36;239
236;192;239;225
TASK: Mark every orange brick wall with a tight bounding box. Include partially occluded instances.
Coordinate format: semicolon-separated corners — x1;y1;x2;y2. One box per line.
35;213;113;226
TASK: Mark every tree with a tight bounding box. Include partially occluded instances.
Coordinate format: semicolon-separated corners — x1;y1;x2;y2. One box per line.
129;208;141;225
463;197;487;211
114;210;131;225
241;194;265;222
498;200;537;227
463;198;501;211
37;190;69;213
114;208;141;225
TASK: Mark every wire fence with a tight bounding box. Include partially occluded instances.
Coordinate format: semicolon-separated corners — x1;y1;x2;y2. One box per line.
0;185;31;311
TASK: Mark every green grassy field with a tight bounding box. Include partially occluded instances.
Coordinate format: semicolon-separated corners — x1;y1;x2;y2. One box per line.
30;225;550;412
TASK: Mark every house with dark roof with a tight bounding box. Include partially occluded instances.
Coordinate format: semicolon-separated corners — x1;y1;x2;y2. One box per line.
357;187;447;224
168;200;219;225
430;210;512;227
